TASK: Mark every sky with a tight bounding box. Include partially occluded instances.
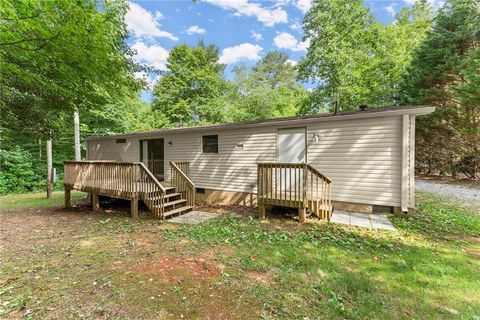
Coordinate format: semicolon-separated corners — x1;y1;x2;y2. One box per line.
126;0;442;102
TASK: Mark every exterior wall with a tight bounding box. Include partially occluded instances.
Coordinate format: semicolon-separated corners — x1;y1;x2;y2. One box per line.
87;114;416;209
307;116;403;207
88;138;139;162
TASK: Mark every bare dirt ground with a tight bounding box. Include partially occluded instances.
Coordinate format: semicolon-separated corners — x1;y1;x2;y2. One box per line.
0;204;261;319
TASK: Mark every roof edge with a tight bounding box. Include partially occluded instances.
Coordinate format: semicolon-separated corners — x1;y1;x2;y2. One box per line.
87;105;435;141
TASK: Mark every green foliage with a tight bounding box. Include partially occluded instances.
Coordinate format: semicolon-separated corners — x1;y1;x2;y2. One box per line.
0;147;43;194
0;0;141;139
152;42;228;125
228;52;309;121
401;0;480;178
298;0;432;111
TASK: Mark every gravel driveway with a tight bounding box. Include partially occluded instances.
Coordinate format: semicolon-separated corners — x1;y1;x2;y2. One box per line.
416;179;480;205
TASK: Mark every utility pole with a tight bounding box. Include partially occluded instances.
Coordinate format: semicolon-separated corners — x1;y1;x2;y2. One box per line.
74;110;81;161
47;139;53;199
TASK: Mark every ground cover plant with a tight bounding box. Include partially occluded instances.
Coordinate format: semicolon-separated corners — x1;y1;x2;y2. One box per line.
0;190;478;319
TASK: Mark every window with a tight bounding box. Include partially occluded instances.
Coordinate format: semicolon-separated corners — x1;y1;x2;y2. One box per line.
116;138;126;144
202;135;218;153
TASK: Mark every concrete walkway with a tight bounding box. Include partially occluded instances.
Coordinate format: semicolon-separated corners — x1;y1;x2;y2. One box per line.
169;210;218;224
330;210;396;231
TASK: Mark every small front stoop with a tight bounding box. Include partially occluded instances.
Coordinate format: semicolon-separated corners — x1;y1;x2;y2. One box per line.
142;184;193;219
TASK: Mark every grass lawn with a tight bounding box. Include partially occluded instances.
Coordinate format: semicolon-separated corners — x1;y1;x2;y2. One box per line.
0;190;479;319
0;191;86;212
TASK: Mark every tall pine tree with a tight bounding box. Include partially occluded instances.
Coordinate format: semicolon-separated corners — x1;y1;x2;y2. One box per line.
401;0;480;178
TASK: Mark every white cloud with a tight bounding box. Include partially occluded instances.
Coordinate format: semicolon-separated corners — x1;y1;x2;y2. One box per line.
403;0;445;9
290;21;302;31
286;59;298;66
219;43;263;64
131;41;169;71
203;0;288;27
250;30;263;41
273;32;308;52
126;2;178;40
295;0;312;13
134;72;161;90
386;4;397;16
186;25;206;35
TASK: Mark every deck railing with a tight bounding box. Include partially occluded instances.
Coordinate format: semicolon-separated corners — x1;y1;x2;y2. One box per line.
64;161;166;218
170;162;195;207
257;163;332;220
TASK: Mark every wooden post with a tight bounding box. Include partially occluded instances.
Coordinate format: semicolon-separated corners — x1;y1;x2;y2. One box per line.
300;164;307;223
131;196;139;219
74;110;81;161
65;187;72;208
92;193;100;212
298;207;306;223
259;204;266;220
46;139;53;199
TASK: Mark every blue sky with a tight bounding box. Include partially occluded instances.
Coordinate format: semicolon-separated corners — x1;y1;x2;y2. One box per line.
126;0;440;102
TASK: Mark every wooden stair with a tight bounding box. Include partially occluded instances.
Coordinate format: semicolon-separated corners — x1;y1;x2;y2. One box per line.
142;182;193;219
64;161;196;220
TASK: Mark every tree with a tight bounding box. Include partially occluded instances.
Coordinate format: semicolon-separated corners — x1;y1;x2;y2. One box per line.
298;0;379;111
0;0;142;141
152;42;228;126
298;0;432;112
251;51;297;89
228;52;308;121
401;0;480;178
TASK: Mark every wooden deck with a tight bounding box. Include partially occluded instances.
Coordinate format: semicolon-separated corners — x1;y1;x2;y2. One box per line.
64;161;195;219
257;163;333;222
64;160;332;223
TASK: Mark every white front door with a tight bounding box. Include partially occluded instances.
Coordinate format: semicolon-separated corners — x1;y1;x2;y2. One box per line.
277;128;306;193
278;128;306;163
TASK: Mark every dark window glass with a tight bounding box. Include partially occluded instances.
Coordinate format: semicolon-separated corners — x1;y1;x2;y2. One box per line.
116;138;126;144
202;135;218;153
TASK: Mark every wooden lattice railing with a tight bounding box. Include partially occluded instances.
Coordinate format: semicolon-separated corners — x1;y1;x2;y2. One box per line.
64;161;167;218
257;163;332;221
170;162;195;207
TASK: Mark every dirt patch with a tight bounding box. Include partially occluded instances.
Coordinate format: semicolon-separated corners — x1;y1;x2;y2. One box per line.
245;270;274;284
448;235;480;243
196;205;256;217
133;256;220;280
465;247;480;258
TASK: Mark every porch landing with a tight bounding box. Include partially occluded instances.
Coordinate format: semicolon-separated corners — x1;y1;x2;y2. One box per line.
330;210;396;231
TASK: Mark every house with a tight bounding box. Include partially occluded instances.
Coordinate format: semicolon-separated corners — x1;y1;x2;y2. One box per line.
64;105;435;222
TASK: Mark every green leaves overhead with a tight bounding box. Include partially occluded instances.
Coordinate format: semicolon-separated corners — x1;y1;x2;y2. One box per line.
228;52;308;121
0;0;141;138
298;0;432;111
152;42;228;126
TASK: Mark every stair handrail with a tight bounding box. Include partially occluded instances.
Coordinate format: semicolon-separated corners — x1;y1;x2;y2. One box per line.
305;163;332;220
306;164;332;184
170;162;195;207
135;162;166;193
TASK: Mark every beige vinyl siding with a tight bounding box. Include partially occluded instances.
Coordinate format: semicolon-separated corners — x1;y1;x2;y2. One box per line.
162;126;278;193
307;116;402;207
87;114;412;208
88;138;139;162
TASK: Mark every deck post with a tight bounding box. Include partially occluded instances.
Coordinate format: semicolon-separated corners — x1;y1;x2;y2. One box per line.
92;193;100;212
64;187;72;208
259;204;266;220
298;207;306;223
131;196;139;219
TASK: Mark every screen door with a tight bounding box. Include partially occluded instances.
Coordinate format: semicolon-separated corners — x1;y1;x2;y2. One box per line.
140;139;164;181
